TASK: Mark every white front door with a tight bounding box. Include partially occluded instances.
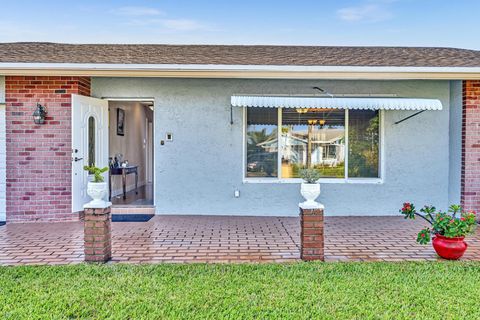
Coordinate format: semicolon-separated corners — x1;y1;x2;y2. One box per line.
71;94;109;212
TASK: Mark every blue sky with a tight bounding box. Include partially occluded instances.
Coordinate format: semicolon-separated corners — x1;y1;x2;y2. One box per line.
0;0;479;49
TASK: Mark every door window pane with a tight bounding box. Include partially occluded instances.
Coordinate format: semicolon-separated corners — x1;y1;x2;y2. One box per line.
246;108;278;178
281;109;345;178
348;110;379;178
88;116;95;167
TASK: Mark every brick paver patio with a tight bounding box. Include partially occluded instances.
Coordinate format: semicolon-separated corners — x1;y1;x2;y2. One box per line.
1;215;479;265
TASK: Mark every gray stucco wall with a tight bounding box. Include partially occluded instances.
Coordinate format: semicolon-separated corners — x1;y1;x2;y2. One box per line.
93;78;451;216
448;81;462;205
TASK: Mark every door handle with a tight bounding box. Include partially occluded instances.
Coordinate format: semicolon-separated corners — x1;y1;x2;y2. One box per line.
73;157;83;162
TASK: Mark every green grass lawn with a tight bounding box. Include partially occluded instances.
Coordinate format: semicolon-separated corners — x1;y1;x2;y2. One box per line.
1;262;480;319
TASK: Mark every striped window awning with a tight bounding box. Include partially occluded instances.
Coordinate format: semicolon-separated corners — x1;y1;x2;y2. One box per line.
231;95;443;111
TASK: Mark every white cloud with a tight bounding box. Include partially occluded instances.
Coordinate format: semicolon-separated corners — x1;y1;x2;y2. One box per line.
160;19;205;31
125;18;207;31
111;6;163;16
337;3;393;22
111;5;206;32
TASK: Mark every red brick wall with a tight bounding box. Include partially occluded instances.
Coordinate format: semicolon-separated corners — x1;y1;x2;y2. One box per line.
461;80;480;212
299;207;324;261
5;76;91;222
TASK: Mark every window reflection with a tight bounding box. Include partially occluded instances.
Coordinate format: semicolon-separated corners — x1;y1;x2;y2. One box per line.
246;108;278;178
348;110;379;178
281;108;345;178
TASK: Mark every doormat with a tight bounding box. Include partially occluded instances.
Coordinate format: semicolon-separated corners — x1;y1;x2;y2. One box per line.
0;221;5;226
112;214;154;222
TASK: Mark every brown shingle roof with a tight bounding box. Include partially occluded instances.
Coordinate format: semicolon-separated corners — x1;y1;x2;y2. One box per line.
0;42;479;67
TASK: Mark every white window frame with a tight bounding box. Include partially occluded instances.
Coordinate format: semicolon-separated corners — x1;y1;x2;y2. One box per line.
242;107;384;184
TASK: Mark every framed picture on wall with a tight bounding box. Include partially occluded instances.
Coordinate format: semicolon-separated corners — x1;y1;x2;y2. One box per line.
117;108;125;136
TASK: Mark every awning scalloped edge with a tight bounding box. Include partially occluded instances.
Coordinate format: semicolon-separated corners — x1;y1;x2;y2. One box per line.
231;96;443;111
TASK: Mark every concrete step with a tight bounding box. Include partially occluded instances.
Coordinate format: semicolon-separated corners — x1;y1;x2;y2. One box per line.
111;206;155;215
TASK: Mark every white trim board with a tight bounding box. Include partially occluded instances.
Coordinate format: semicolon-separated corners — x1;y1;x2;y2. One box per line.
1;63;480;79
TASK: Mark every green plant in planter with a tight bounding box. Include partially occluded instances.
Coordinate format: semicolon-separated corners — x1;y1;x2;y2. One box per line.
400;202;477;244
299;168;321;184
83;165;109;183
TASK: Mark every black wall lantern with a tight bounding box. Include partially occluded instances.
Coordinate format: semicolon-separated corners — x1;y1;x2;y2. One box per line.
32;103;47;124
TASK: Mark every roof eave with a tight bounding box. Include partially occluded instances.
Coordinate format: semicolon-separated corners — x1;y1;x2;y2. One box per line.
1;63;480;80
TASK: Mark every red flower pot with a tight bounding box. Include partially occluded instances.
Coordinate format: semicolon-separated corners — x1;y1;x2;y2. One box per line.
432;234;467;260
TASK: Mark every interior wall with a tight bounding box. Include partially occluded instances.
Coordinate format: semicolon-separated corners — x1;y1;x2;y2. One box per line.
108;101;150;196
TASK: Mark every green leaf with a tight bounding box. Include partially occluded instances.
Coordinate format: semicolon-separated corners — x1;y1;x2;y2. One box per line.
416;228;431;245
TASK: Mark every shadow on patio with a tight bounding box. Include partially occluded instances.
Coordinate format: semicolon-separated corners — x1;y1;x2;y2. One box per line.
1;215;479;265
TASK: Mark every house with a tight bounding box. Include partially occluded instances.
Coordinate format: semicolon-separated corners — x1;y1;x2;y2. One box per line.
0;43;479;223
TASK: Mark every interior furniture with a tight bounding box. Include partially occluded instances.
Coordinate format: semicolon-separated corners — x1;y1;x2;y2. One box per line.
109;165;138;200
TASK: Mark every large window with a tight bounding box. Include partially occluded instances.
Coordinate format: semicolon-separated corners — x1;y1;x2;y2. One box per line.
245;108;380;180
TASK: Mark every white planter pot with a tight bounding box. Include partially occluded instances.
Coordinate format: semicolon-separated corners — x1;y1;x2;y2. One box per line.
85;182;109;208
300;183;322;209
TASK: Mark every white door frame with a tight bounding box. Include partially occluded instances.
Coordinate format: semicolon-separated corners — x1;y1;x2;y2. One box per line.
104;98;156;206
146;119;154;184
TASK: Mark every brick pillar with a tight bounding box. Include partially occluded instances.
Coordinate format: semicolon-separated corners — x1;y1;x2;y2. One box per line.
84;206;112;263
461;80;480;213
299;207;324;261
